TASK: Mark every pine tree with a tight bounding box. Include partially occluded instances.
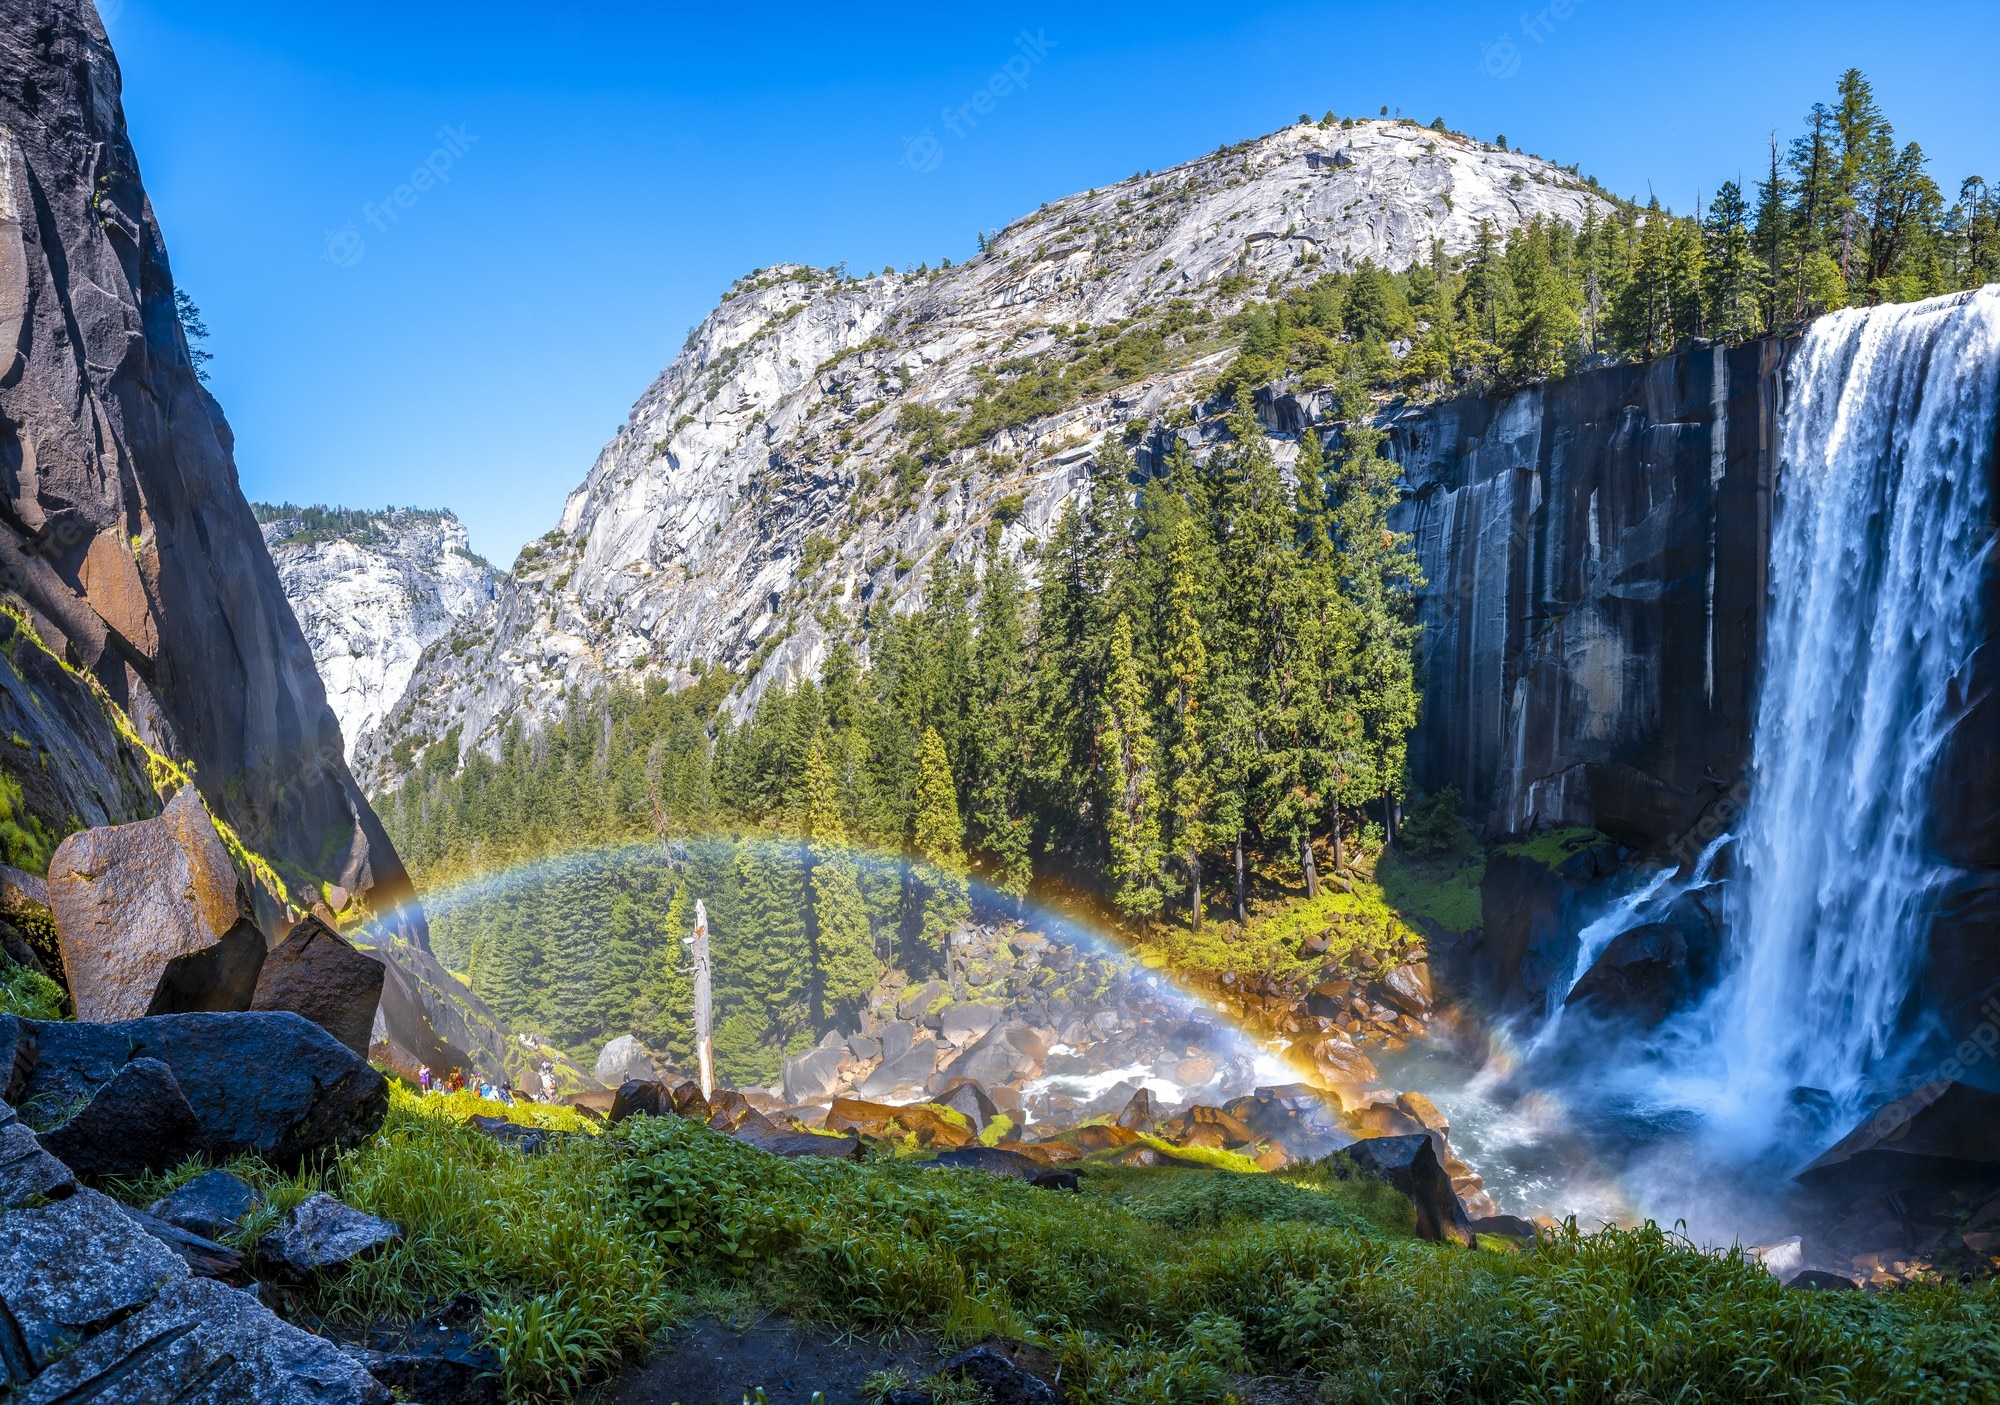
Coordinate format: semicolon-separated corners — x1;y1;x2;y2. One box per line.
803;731;876;1017
1098;612;1163;924
910;726;969;967
1159;513;1212;929
1703;181;1765;343
966;549;1034;898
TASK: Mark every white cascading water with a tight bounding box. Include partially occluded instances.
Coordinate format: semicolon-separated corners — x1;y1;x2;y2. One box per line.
1700;285;2000;1130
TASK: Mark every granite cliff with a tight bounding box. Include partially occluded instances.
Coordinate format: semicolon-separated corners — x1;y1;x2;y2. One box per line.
359;117;1611;788
256;506;494;764
0;0;411;913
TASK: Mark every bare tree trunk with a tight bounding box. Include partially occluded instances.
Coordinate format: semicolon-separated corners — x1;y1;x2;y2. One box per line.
1189;853;1203;934
1234;834;1247;924
692;899;715;1100
1302;837;1320;900
1331;801;1344;872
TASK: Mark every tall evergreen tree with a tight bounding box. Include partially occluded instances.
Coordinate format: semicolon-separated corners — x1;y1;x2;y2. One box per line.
910;726;969;968
1098;612;1164;924
1159;513;1212;929
803;731;877;1017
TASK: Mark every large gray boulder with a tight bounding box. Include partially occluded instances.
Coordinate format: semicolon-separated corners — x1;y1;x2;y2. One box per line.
15;1275;388;1404
257;1193;401;1278
0;1187;187;1375
34;1056;207;1180
1336;1134;1475;1246
250;916;386;1057
148;1169;264;1242
594;1034;661;1086
0;1098;75;1210
14;1012;387;1170
781;1044;845;1104
46;787;255;1023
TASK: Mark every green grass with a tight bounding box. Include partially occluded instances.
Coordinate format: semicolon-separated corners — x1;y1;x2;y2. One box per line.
109;1086;2000;1403
1377;847;1485;936
0;955;66;1020
1495;826;1608;869
1142;871;1424;986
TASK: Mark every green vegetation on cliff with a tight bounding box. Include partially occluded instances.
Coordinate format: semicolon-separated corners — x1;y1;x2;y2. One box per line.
1217;71;1999;401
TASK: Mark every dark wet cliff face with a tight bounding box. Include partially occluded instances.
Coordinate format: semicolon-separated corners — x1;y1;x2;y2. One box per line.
1389;338;1790;855
0;1;414;915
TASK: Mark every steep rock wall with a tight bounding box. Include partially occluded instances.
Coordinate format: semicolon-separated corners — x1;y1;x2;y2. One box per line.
1389;338;1789;853
0;1;412;914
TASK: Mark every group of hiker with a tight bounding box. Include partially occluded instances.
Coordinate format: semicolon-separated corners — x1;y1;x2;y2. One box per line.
414;1058;562;1105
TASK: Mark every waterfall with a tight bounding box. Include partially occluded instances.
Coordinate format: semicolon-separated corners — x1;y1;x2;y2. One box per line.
1707;286;2000;1126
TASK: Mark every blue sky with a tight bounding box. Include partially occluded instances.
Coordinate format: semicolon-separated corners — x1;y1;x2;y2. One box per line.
112;0;2000;567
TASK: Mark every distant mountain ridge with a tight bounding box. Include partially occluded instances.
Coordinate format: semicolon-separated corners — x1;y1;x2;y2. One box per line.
349;116;1611;790
257;505;494;763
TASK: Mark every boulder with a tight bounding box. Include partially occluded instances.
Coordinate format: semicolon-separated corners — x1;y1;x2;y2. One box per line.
1158;1105;1255;1150
1103;1143;1213;1170
0;1015;35;1102
857;1037;942;1098
826;1097;973;1148
939;1002;1004;1047
1469;1214;1538;1240
878;1021;917;1062
1304;1032;1379;1090
1335;1134;1474;1245
1114;1087;1156;1133
926;1146;1078;1190
1222;1085;1355;1162
36;1057;207;1179
1565;922;1706;1027
1397;1091;1450;1135
147;917;269;1019
1375;962;1434;1018
729;1119;861;1160
610;1077;715;1124
933;1077;1000;1133
1797;1081;2000;1200
14;1274;388;1404
47;787;251;1023
249;916;386;1057
1350;1103;1428;1140
148;1169;263;1242
704;1089;760;1133
468;1115;559;1154
593;1035;660;1087
897;980;948;1021
352;1324;500;1405
0;865;50;919
0;1118;76;1209
937;1341;1063;1405
781;1044;846;1105
257;1193;401;1277
19;1012;387;1170
1787;1269;1861;1291
942;1022;1050;1086
0;1188;188;1374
